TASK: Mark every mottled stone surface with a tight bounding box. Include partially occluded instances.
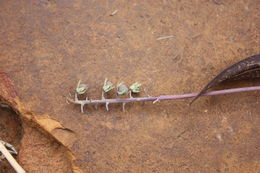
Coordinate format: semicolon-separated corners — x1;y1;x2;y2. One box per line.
0;107;22;173
0;0;259;172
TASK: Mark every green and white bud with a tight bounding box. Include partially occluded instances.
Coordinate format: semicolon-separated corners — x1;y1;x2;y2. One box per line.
117;83;129;95
76;80;88;95
130;82;141;93
103;78;114;93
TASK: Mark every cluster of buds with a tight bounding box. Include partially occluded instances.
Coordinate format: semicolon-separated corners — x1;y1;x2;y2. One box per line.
103;79;141;98
74;79;142;111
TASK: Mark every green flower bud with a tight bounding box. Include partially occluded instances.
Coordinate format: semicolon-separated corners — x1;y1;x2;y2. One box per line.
76;80;88;95
103;79;114;93
130;82;141;93
117;83;129;95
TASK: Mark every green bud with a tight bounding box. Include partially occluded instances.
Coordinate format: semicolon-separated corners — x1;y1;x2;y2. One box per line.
103;79;114;93
117;83;129;95
130;82;141;93
76;80;88;95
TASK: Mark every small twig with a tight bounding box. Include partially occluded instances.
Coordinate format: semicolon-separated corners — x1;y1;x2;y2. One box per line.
122;103;126;112
106;102;109;111
153;98;160;104
67;86;260;112
110;10;118;16
0;142;26;173
129;91;133;98
156;35;175;40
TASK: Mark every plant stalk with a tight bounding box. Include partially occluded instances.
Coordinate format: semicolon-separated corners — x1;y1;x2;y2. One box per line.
67;86;260;112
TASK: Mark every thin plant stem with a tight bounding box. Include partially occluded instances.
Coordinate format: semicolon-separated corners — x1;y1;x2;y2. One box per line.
67;86;260;112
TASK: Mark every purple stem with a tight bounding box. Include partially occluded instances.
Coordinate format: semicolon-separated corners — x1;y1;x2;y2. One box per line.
69;86;260;105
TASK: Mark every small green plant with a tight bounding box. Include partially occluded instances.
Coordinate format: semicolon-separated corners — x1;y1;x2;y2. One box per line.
76;80;88;95
103;78;114;93
129;82;141;98
117;83;129;96
130;82;141;93
102;78;115;110
116;82;130;111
